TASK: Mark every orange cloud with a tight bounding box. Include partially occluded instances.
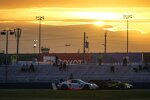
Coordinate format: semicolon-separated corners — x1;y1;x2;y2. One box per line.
0;0;150;9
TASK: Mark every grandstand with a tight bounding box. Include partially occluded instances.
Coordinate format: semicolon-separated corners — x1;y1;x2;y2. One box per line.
0;52;150;88
0;63;150;83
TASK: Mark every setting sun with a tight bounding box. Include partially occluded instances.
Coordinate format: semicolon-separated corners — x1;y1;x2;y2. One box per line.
93;21;105;26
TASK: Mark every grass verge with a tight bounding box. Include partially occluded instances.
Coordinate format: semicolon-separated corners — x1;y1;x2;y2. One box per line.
0;89;150;100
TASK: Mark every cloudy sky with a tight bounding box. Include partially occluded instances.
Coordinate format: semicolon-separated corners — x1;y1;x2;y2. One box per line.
0;0;150;53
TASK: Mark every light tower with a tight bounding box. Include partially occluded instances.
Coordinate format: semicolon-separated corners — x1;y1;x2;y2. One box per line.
14;28;21;62
1;29;15;54
0;29;14;82
83;32;89;64
123;15;132;53
36;16;44;54
104;31;107;54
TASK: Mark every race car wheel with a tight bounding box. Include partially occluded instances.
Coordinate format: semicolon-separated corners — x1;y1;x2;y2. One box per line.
61;84;68;90
83;84;90;90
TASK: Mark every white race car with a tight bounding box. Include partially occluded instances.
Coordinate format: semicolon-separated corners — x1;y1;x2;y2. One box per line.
57;79;99;90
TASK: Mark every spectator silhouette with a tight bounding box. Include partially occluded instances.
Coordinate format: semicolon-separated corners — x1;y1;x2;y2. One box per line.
123;57;127;66
110;66;115;72
63;62;67;70
59;62;63;71
29;64;35;72
69;73;74;79
98;57;102;66
55;56;58;66
138;65;142;71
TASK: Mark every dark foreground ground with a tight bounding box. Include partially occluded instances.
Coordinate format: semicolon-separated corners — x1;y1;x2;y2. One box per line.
0;89;150;100
0;82;150;89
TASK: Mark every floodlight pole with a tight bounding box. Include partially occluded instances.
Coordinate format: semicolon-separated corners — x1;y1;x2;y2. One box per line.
123;15;132;53
5;30;9;83
104;31;107;54
36;16;44;54
83;32;86;64
1;29;14;83
1;29;14;54
6;31;8;54
14;28;21;62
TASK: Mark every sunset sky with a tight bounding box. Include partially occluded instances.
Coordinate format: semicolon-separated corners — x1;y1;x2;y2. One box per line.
0;0;150;53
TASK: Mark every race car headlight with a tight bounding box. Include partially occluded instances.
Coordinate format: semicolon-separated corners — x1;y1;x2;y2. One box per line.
90;84;94;86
